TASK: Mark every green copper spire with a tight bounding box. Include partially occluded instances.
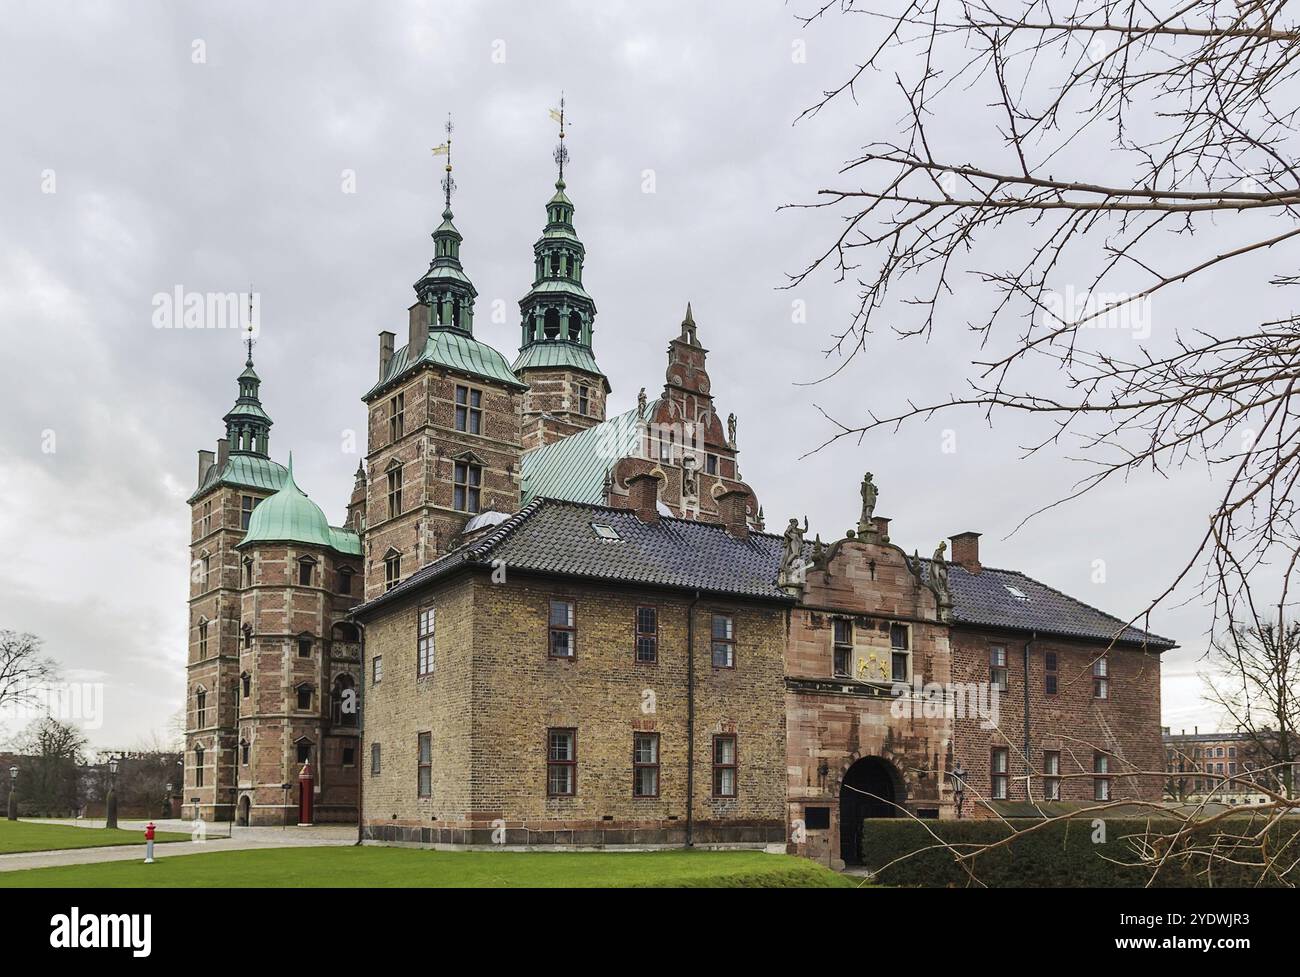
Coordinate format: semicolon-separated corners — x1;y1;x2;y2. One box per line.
414;114;477;334
223;313;272;456
514;96;606;384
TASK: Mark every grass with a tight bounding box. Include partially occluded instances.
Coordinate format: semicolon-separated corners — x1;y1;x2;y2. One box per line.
0;819;190;854
0;845;856;888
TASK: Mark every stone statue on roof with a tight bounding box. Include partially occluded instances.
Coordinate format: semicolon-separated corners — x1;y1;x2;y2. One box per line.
858;472;878;534
778;516;809;591
727;412;737;448
637;387;647;418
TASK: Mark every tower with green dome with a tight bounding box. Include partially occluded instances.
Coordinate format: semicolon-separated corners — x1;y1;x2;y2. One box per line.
361;119;527;599
514;96;611;451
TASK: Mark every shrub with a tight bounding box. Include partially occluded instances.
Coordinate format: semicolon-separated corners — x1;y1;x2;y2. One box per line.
860;815;1300;887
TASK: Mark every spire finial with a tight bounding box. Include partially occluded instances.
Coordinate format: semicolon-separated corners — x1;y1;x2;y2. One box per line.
433;114;455;214
550;93;569;186
245;285;256;366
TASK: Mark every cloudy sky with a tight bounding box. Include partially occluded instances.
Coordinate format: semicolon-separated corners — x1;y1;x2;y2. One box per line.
0;0;1236;749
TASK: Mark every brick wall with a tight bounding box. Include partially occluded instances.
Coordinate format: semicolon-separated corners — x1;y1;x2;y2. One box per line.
360;570;788;846
950;627;1165;811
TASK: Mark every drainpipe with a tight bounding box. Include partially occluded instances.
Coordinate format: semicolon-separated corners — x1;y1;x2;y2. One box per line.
354;618;366;846
686;589;701;848
1024;632;1035;799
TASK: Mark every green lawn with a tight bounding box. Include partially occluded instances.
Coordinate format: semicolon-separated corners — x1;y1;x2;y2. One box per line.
0;845;856;888
0;820;190;854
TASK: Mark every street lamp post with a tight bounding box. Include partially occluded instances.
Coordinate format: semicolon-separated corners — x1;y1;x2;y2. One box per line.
951;761;968;819
164;783;174;820
7;766;17;821
105;756;120;830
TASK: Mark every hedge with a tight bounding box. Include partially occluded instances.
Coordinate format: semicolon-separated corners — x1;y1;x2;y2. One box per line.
860;815;1300;887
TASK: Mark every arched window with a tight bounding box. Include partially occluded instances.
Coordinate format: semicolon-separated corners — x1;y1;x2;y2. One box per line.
544;308;561;339
332;674;357;726
568;311;582;341
240;671;250;698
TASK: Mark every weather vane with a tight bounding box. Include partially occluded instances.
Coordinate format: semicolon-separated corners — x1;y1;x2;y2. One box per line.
245;286;256;365
549;93;569;182
432;114;455;209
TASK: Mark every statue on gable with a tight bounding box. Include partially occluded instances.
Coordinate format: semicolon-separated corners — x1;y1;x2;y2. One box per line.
682;454;699;499
727;412;737;448
778;516;809;590
931;540;954;621
637;386;647;418
857;472;878;535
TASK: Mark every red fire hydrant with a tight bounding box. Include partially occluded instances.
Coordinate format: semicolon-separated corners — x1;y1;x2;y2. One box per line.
144;821;156;864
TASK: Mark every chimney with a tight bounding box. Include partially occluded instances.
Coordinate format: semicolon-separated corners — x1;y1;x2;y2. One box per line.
716;487;750;539
626;471;662;524
872;516;891;542
197;449;214;488
378;331;395;379
949;531;981;572
408;302;430;358
216;437;230;469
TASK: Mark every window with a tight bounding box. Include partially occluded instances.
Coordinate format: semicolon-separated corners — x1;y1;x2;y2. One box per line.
342;747;355;767
372;655;383;685
991;747;1009;800
195;688;207;728
990;646;1008;691
296;741;312;764
578;385;589;416
242;623;252;649
384;552;401;591
1092;657;1109;699
417;606;435;676
1044;751;1061;801
633;732;660;797
706;453;719;475
453;461;481;513
240;494;258;530
388;392;404;441
296;685;312;710
371;742;381;775
200;501;212;537
242;557;253;587
1094;753;1111;800
890;623;910;682
547;728;576;796
298;558;314;586
713;735;737;797
832;619;852;677
241;672;250;698
386;466;403;519
298;637;312;658
592;522;620;541
240;740;249;766
805;806;831;830
711;613;735;668
198;619;209;656
549;600;575;658
455;385;482;434
1044;650;1058;695
635;606;658;663
417;732;432;798
338;567;353;595
332;675;356;726
194;747;204;787
201;553;211;587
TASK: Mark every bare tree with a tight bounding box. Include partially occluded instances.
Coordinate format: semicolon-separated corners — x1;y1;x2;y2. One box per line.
1204;559;1300;797
0;630;57;720
11;716;88;817
788;0;1300;622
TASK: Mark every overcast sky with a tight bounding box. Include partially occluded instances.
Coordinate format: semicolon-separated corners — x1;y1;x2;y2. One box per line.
0;0;1234;750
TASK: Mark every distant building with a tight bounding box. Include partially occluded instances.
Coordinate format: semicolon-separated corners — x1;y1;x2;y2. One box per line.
1163;728;1291;806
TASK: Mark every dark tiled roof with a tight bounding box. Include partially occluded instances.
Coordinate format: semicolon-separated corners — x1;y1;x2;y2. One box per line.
354;499;1175;650
941;562;1175;649
352;498;794;617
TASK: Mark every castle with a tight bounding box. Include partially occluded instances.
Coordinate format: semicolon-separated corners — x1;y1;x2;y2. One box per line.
184;118;1175;866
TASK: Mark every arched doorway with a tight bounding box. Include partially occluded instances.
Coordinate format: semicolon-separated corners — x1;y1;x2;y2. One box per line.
236;794;251;827
839;756;905;864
